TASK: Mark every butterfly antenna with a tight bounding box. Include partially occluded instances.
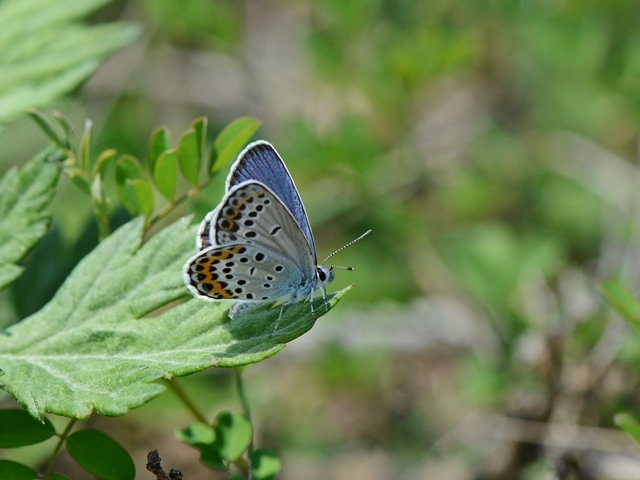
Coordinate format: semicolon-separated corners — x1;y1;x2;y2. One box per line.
321;229;372;268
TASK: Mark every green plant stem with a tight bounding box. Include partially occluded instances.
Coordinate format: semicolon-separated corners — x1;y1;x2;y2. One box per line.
146;185;201;231
234;367;254;480
166;378;209;424
43;418;77;479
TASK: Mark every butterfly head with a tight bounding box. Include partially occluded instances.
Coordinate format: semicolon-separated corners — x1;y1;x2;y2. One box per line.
316;265;335;286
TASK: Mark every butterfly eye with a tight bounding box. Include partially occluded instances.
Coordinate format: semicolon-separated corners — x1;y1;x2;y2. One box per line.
316;267;326;282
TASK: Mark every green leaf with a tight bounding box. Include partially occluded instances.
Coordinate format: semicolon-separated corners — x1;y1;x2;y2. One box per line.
600;280;640;335
0;0;141;124
115;155;154;217
614;412;640;445
91;148;117;181
128;178;154;217
177;117;207;186
79;118;92;172
0;409;55;447
178;128;201;186
192;116;207;156
213;411;252;461
27;110;68;149
67;429;135;480
209;117;261;174
0;148;60;291
153;149;178;200
251;448;281;480
52;111;74;147
0;216;350;419
200;445;226;471
149;126;172;176
176;423;225;470
67;168;91;194
176;423;214;448
0;460;37;480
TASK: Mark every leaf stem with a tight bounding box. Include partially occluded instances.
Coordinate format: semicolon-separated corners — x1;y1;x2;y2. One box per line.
43;418;77;479
234;368;254;480
146;185;201;231
166;378;209;424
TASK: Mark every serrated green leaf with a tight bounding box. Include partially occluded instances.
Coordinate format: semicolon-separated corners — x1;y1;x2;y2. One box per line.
0;460;36;480
213;412;252;461
116;155;154;217
251;448;281;480
614;412;640;445
600;280;640;335
178;128;201;186
153;149;178;200
209;117;261;174
67;429;135;480
0;0;141;123
0;216;349;419
0;148;60;291
149;126;171;176
0;409;55;447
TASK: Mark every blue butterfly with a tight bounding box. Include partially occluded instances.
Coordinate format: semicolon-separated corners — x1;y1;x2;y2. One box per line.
183;141;369;329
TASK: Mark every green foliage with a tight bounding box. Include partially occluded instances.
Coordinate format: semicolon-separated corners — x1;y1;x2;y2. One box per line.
212;412;253;462
0;148;59;291
0;0;140;123
251;449;281;480
0;460;37;480
178;119;205;186
176;411;278;477
66;429;135;480
210;117;262;174
0;409;55;447
614;412;640;445
601;280;640;334
176;422;225;470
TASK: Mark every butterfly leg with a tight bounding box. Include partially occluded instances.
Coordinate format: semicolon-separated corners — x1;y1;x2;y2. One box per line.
269;305;286;338
320;285;329;312
308;290;319;321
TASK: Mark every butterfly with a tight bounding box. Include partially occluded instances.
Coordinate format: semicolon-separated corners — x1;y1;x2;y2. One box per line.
183;140;369;331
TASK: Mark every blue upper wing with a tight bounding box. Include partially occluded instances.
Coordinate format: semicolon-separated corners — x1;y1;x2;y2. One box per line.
226;141;316;260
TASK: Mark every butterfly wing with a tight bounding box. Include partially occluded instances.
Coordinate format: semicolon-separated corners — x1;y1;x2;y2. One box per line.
183;243;305;302
225;141;316;260
210;181;316;274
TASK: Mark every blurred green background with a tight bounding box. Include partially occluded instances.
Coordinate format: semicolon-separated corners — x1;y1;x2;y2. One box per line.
3;0;640;478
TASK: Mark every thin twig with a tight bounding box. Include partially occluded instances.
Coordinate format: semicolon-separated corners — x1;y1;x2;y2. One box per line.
43;418;77;478
146;185;201;231
234;368;254;480
165;378;209;424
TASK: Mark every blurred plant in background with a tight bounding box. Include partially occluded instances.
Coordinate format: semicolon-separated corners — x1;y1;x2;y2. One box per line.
3;0;640;479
